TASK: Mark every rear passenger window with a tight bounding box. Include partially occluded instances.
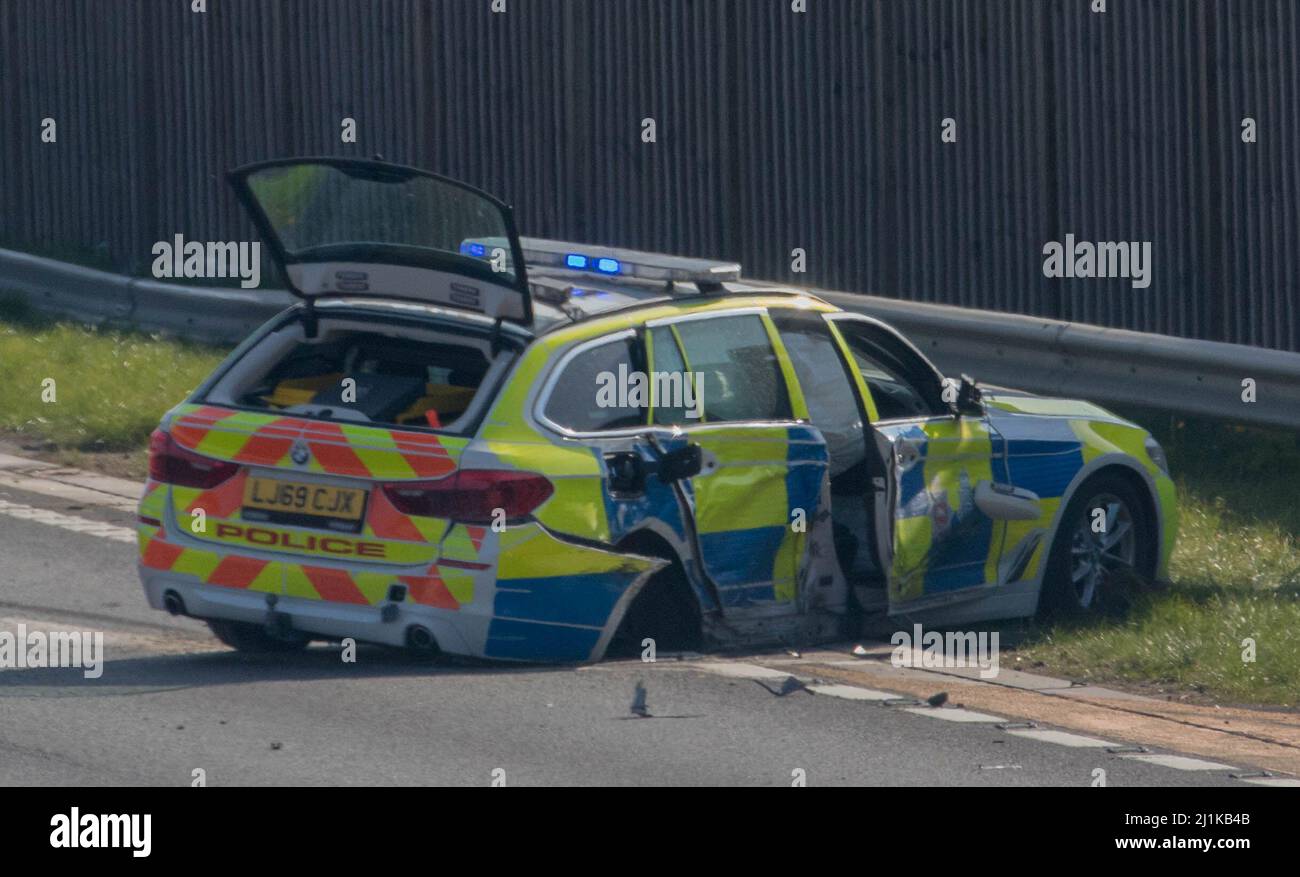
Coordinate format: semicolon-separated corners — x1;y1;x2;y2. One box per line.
543;336;647;432
673;315;792;423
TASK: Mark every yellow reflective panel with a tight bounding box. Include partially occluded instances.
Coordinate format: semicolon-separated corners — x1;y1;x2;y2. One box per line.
440;570;476;605
824;319;880;423
169;548;222;582
694;462;789;533
771;528;802;602
762;312;809;421
892;516;933;602
496;523;661;580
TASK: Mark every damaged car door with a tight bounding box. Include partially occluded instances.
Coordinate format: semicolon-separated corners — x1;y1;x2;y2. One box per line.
825;314;1012;613
643;311;833;618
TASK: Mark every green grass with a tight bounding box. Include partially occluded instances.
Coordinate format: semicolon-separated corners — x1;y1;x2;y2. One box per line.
1018;414;1300;707
1172;489;1300;591
1022;591;1300;706
0;301;228;453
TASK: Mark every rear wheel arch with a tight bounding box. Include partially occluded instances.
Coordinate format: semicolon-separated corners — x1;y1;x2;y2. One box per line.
606;528;704;656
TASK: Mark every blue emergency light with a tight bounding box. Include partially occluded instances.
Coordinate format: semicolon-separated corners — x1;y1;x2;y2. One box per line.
486;237;743;285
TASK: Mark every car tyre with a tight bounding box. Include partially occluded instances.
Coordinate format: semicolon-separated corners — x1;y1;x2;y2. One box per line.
207;619;311;653
1039;473;1156;620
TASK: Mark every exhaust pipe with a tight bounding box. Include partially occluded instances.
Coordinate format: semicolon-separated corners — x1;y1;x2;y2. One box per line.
162;590;187;617
405;625;440;654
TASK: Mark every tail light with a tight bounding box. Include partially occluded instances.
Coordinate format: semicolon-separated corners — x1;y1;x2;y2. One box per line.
148;429;239;489
382;470;554;524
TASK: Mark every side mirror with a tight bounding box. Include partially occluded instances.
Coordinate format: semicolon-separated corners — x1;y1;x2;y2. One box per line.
657;443;703;483
952;373;984;417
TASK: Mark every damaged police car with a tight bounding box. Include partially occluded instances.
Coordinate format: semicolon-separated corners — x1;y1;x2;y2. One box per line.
137;158;1178;661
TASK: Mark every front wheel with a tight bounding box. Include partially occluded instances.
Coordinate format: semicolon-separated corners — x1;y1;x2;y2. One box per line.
1040;474;1156;619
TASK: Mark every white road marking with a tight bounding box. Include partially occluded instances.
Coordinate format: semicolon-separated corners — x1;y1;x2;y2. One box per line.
687;662;794;680
1239;777;1300;787
0;452;140;509
1120;753;1238;772
902;707;1007;723
0;469;139;512
806;683;897;701
692;657;1282;783
1005;728;1117;748
0;498;136;544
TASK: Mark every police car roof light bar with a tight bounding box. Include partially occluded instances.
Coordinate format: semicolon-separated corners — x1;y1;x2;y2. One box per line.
520;237;741;285
459;236;742;286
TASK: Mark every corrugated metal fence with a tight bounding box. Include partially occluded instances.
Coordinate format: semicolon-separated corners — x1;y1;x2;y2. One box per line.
1;0;1296;351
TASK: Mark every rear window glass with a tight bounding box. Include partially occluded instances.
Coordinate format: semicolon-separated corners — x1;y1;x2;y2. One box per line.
202;318;506;434
243;162;518;281
543;336;647;432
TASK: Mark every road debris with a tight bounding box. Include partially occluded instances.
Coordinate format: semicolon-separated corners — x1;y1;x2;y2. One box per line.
754;676;809;697
630;681;651;718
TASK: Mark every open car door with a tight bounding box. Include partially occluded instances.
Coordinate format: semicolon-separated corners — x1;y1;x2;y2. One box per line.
228;158;532;325
826;313;1013;613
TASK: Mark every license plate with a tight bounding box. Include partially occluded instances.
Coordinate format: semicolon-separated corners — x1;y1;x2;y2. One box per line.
243;477;368;523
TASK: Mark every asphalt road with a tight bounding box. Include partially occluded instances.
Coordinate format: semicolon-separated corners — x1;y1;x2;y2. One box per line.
0;478;1251;787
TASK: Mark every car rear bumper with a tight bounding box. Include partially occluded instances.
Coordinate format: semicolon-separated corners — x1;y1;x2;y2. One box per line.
139;567;479;655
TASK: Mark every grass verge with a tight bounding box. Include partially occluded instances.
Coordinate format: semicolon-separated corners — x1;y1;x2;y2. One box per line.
0;299;228;475
1015;414;1300;708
